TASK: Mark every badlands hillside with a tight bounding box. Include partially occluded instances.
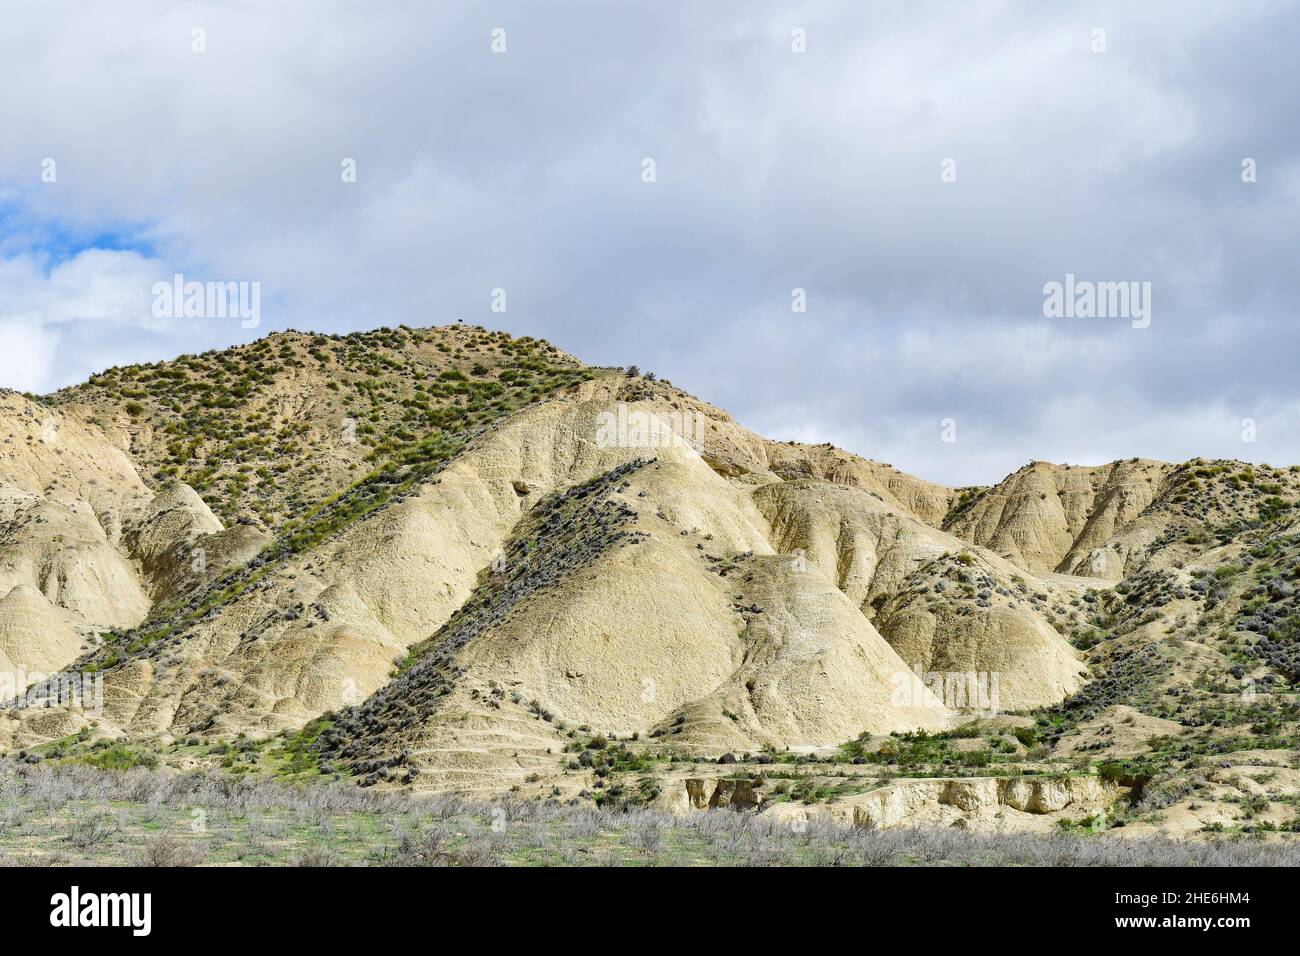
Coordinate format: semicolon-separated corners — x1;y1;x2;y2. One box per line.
1;323;1298;839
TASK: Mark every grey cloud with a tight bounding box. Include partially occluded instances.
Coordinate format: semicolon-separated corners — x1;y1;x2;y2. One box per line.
0;0;1297;485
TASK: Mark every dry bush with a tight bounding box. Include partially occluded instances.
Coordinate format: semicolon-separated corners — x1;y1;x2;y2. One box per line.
138;833;201;867
63;812;118;850
452;835;503;867
292;846;342;867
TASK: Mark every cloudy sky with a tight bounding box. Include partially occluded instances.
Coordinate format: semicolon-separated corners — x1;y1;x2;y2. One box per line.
1;1;1297;486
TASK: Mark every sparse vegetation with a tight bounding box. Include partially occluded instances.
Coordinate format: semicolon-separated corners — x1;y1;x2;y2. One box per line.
2;761;1295;867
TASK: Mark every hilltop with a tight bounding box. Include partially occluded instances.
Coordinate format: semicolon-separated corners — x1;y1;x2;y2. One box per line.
51;324;592;527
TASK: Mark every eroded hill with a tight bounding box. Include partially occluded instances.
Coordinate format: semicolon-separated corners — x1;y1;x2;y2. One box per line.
1;324;1297;840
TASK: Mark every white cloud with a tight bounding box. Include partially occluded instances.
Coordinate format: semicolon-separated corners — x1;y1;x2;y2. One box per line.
0;249;163;322
0;318;59;393
0;248;179;391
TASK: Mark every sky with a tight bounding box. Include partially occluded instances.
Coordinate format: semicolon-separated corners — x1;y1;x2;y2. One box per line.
1;0;1297;486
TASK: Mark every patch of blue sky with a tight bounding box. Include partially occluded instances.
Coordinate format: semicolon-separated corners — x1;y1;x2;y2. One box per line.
0;197;158;267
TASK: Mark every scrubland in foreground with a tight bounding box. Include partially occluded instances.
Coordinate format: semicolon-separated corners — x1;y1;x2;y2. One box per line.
1;762;1295;867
